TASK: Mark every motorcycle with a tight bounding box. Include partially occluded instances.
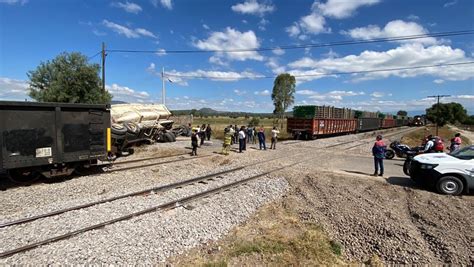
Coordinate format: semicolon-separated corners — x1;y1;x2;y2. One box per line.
384;141;423;160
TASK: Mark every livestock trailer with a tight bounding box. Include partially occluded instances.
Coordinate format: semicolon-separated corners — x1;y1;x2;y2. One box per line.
287;118;357;139
357;118;381;132
0;101;111;182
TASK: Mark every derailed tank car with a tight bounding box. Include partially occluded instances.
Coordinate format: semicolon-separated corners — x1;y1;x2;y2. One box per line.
0;101;111;182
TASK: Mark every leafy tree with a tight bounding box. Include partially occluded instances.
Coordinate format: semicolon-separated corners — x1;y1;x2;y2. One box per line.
28;52;111;104
463;115;474;125
378;113;386;119
271;73;295;128
426;102;468;126
354;110;363;118
397;110;408;117
248;117;260;127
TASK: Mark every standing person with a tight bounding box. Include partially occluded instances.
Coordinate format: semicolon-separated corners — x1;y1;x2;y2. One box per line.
253;127;258;144
247;126;253;143
238;126;246;153
205;124;212;141
257;126;266;150
233;124;239;145
449;133;462;152
423;135;436;153
372;135;386;176
270;127;280;149
221;127;232;155
199;124;206;146
190;129;198;156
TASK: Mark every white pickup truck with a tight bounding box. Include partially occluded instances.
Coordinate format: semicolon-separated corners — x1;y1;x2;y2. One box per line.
409;145;474;195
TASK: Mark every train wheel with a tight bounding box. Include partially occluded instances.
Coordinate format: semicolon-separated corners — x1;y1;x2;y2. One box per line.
7;169;42;185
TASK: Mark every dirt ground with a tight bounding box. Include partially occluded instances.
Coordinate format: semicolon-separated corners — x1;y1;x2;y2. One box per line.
169;128;473;265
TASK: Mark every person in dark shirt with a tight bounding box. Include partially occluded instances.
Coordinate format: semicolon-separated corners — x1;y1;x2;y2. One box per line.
372;135;386;176
205;124;212;141
191;129;198;156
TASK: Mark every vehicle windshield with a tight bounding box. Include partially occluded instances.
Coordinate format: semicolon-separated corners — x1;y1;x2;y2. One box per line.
450;146;474;160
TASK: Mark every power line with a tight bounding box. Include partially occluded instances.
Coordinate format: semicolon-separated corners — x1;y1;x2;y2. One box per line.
164;61;474;80
88;51;102;60
106;30;474;54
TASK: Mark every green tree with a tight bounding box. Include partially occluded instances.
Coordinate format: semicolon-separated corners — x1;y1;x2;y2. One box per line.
354;110;363;118
28;52;111;104
426;102;468;126
378;113;386;119
248;117;260;127
397;110;408;117
271;73;295;129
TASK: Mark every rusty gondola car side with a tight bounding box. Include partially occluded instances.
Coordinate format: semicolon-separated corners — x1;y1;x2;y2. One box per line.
287;118;357;140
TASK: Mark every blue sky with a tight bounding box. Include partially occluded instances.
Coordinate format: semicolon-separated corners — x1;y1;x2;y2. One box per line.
0;0;473;114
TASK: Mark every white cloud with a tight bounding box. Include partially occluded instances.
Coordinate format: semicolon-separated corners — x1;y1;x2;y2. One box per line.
258;18;269;31
407;14;420;20
155;49;167;56
272;47;285;56
234;89;247;96
343;20;437;45
194;27;263;62
231;0;275;16
106;83;150;103
316;0;380;19
254;89;270;96
147;63;263;85
112;1;142;14
0;77;30;100
443;0;457;8
371;92;384;98
300;13;328;34
433;79;444;84
202;24;210;30
288;43;474;83
102;20;157;39
287;0;381;39
296;89;364;101
0;77;151;104
150;0;172;9
0;0;27;5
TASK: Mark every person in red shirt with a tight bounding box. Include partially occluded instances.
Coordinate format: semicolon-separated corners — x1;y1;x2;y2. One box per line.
372;135;386;176
450;133;462;152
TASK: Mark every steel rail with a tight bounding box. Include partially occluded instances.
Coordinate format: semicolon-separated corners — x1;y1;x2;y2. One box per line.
0;153;299;229
111;152;189;165
0;160;304;258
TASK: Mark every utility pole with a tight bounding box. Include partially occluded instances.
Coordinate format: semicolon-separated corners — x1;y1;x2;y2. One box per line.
161;67;166;105
101;42;106;91
427;94;451;136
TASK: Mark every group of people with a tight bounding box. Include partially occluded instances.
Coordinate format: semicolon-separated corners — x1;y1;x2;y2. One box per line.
221;125;280;155
190;124;212;156
189;123;281;156
371;132;463;177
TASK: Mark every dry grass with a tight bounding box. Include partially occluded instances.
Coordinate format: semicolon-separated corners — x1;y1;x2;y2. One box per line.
170;202;343;266
401;125;471;148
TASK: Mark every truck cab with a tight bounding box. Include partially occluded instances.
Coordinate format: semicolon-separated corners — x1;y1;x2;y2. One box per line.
409;145;474;195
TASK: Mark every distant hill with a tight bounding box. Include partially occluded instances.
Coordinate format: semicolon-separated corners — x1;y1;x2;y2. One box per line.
111;100;128;104
171;107;291;118
198;107;219;114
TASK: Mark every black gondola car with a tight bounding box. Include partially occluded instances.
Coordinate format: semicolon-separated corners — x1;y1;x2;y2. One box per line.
356;118;381;132
0;101;111;182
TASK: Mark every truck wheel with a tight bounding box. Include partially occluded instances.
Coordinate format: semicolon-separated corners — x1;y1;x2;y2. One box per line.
436;176;464;195
124;122;140;134
385;150;395;159
163;132;173;142
111;124;127;135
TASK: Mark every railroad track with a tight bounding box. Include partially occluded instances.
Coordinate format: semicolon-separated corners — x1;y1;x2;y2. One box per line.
0;154;307;258
0;127;416;258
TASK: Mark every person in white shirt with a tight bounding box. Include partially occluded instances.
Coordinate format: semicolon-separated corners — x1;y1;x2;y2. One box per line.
238;126;246;153
270;127;280;149
424;135;435;153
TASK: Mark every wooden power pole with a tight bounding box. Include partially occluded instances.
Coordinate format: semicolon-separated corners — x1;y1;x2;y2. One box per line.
101;42;106;91
427;94;451;136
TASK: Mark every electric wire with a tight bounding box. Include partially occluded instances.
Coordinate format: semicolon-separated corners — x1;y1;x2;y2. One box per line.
163;61;474;80
105;30;474;54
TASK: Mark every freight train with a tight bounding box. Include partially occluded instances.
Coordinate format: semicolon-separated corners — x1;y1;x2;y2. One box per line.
0;101;175;183
287;105;410;140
